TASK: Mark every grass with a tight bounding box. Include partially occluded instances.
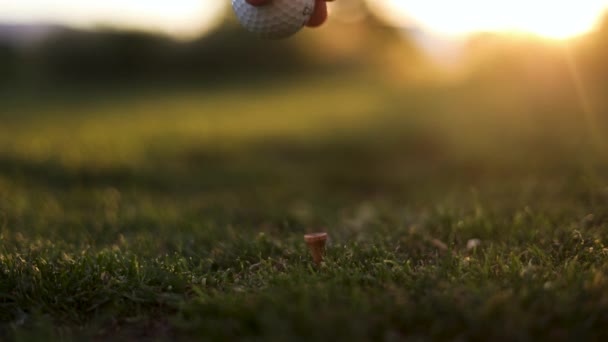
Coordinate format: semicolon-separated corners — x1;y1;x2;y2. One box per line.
1;74;608;340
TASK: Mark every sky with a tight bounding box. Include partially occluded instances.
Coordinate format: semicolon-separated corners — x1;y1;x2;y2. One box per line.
0;0;606;40
368;0;608;39
0;0;227;39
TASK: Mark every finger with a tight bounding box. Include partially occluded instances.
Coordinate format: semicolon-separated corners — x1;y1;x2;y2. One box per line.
246;0;271;6
306;0;327;28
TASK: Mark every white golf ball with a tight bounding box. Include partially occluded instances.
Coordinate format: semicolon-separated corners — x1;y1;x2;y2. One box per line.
232;0;316;39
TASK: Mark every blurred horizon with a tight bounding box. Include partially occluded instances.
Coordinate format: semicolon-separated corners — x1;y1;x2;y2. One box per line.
2;4;608;155
2;1;608;153
1;0;606;87
1;1;606;42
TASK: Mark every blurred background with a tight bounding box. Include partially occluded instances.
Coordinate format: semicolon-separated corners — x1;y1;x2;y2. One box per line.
3;3;608;337
1;0;607;82
1;0;608;215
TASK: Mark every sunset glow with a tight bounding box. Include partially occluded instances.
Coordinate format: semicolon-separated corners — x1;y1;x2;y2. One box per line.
368;0;607;39
0;1;606;40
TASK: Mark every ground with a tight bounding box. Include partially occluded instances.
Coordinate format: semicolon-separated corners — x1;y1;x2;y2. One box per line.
1;75;608;340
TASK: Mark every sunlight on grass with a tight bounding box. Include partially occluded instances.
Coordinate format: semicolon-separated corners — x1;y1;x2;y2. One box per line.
0;77;386;168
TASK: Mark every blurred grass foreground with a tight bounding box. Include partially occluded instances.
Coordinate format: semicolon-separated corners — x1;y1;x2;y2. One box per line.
1;5;608;340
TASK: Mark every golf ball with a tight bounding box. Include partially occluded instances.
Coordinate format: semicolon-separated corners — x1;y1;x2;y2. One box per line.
232;0;315;39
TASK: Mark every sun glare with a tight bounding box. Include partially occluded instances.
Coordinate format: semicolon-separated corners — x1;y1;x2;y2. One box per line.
368;0;608;39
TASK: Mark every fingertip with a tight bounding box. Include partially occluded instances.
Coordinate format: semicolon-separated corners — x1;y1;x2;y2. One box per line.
245;0;271;6
306;1;327;28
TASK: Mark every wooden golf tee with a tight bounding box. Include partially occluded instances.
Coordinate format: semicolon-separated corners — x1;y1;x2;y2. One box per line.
304;233;327;266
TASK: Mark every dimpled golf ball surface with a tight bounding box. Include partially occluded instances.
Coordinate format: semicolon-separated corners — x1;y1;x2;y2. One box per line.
232;0;315;39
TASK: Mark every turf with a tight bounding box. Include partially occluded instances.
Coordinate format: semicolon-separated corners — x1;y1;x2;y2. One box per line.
1;75;608;340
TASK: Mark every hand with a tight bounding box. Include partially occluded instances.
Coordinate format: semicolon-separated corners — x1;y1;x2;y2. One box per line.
245;0;331;28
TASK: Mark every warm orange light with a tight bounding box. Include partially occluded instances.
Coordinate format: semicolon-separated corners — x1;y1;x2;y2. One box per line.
368;0;607;39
